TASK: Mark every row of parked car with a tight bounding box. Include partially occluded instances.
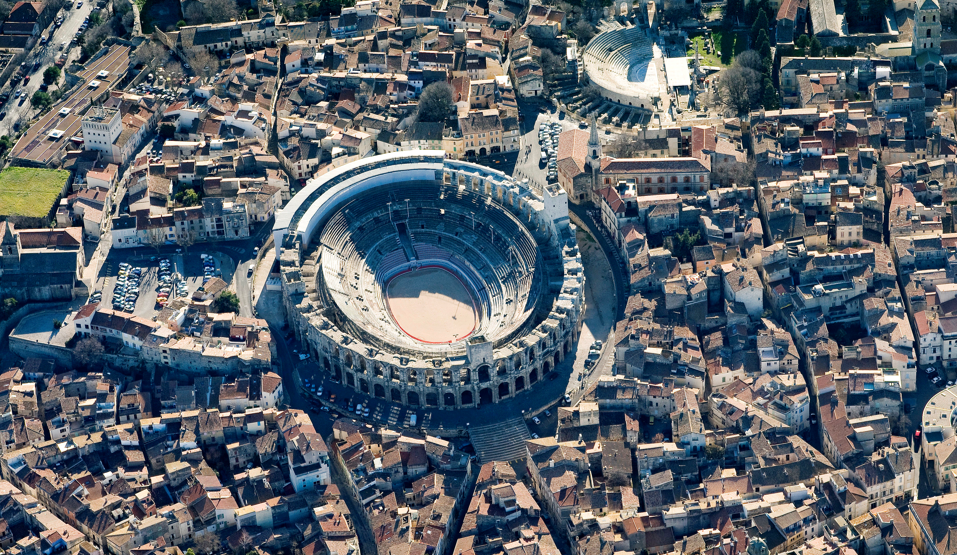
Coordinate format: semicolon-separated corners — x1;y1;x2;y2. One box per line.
539;122;562;182
156;257;187;307
113;263;142;311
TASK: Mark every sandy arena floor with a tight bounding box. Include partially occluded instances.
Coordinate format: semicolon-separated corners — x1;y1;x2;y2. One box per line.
386;267;477;344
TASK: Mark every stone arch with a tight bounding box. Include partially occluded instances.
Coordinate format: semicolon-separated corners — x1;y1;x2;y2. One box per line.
444;392;456;406
332;366;342;381
374;383;386;398
345;352;354;368
426;392;438;407
554;352;561;366
515;376;525;392
408;391;420;406
512;357;522;372
478;364;491;382
462;390;474;405
374;363;384;378
391;367;401;381
323;357;330;370
479;387;493;404
392;388;402;402
498;382;510;398
359;378;369;394
346;373;355;387
359;358;367;372
529;368;538;384
443;369;453;385
528;347;536;362
543;360;551;375
564;339;571;354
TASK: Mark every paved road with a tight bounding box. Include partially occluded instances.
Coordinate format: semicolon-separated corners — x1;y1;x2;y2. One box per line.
233;223;273;318
0;2;93;136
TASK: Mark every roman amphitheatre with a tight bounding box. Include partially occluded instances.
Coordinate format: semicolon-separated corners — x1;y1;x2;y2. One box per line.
273;151;585;410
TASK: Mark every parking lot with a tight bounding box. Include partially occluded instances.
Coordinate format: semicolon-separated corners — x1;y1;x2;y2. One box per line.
91;250;236;318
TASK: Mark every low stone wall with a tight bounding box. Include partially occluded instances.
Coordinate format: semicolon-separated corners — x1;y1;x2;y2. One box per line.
9;335;73;367
818;33;898;48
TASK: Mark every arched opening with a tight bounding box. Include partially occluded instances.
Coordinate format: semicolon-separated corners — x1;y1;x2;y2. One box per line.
478;365;491;382
498;382;510;398
554;352;560;366
391;368;400;381
512;358;521;372
374;364;384;378
345;352;353;368
480;147;487;156
443;369;452;385
333;366;342;381
444;392;456;406
564;339;571;354
479;388;493;405
392;388;402;402
408;392;420;406
359;379;369;394
515;376;525;392
346;373;355;387
359;358;366;372
374;384;386;398
529;368;538;384
426;393;438;407
543;360;551;375
462;390;473;405
528;348;536;362
323;357;330;370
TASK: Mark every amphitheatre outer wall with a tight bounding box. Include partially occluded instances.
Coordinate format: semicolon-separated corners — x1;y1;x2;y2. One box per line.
274;151;587;410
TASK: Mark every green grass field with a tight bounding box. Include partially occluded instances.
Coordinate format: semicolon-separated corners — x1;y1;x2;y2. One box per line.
688;31;748;67
0;167;69;219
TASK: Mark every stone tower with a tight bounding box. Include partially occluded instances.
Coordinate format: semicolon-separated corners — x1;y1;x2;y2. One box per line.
1;222;20;272
587;113;602;164
913;0;942;56
913;0;947;90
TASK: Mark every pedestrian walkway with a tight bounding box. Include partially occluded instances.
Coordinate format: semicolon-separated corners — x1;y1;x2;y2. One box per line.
469;417;532;462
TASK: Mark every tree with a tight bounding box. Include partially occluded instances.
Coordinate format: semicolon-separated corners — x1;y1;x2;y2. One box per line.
608;133;652;158
754;31;771;67
0;297;17;320
572;19;595;43
31;91;52;109
212;291;240;314
670;228;701;262
713;157;756;186
762;77;780;109
845;0;861;31
184;1;206;24
204;0;239;23
159;123;176;139
176;227;196;253
581;84;602;103
144;226;166;252
705;444;724;461
186;50;220;79
795;34;810;50
809;36;822;57
751;9;769;43
43;66;60;85
176;188;201;206
186;550;196;555
716;61;761;114
134;40;169;71
192;532;221;555
0;135;13;156
74;337;105;370
164;61;184;84
415;81;453;123
539;48;565;84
